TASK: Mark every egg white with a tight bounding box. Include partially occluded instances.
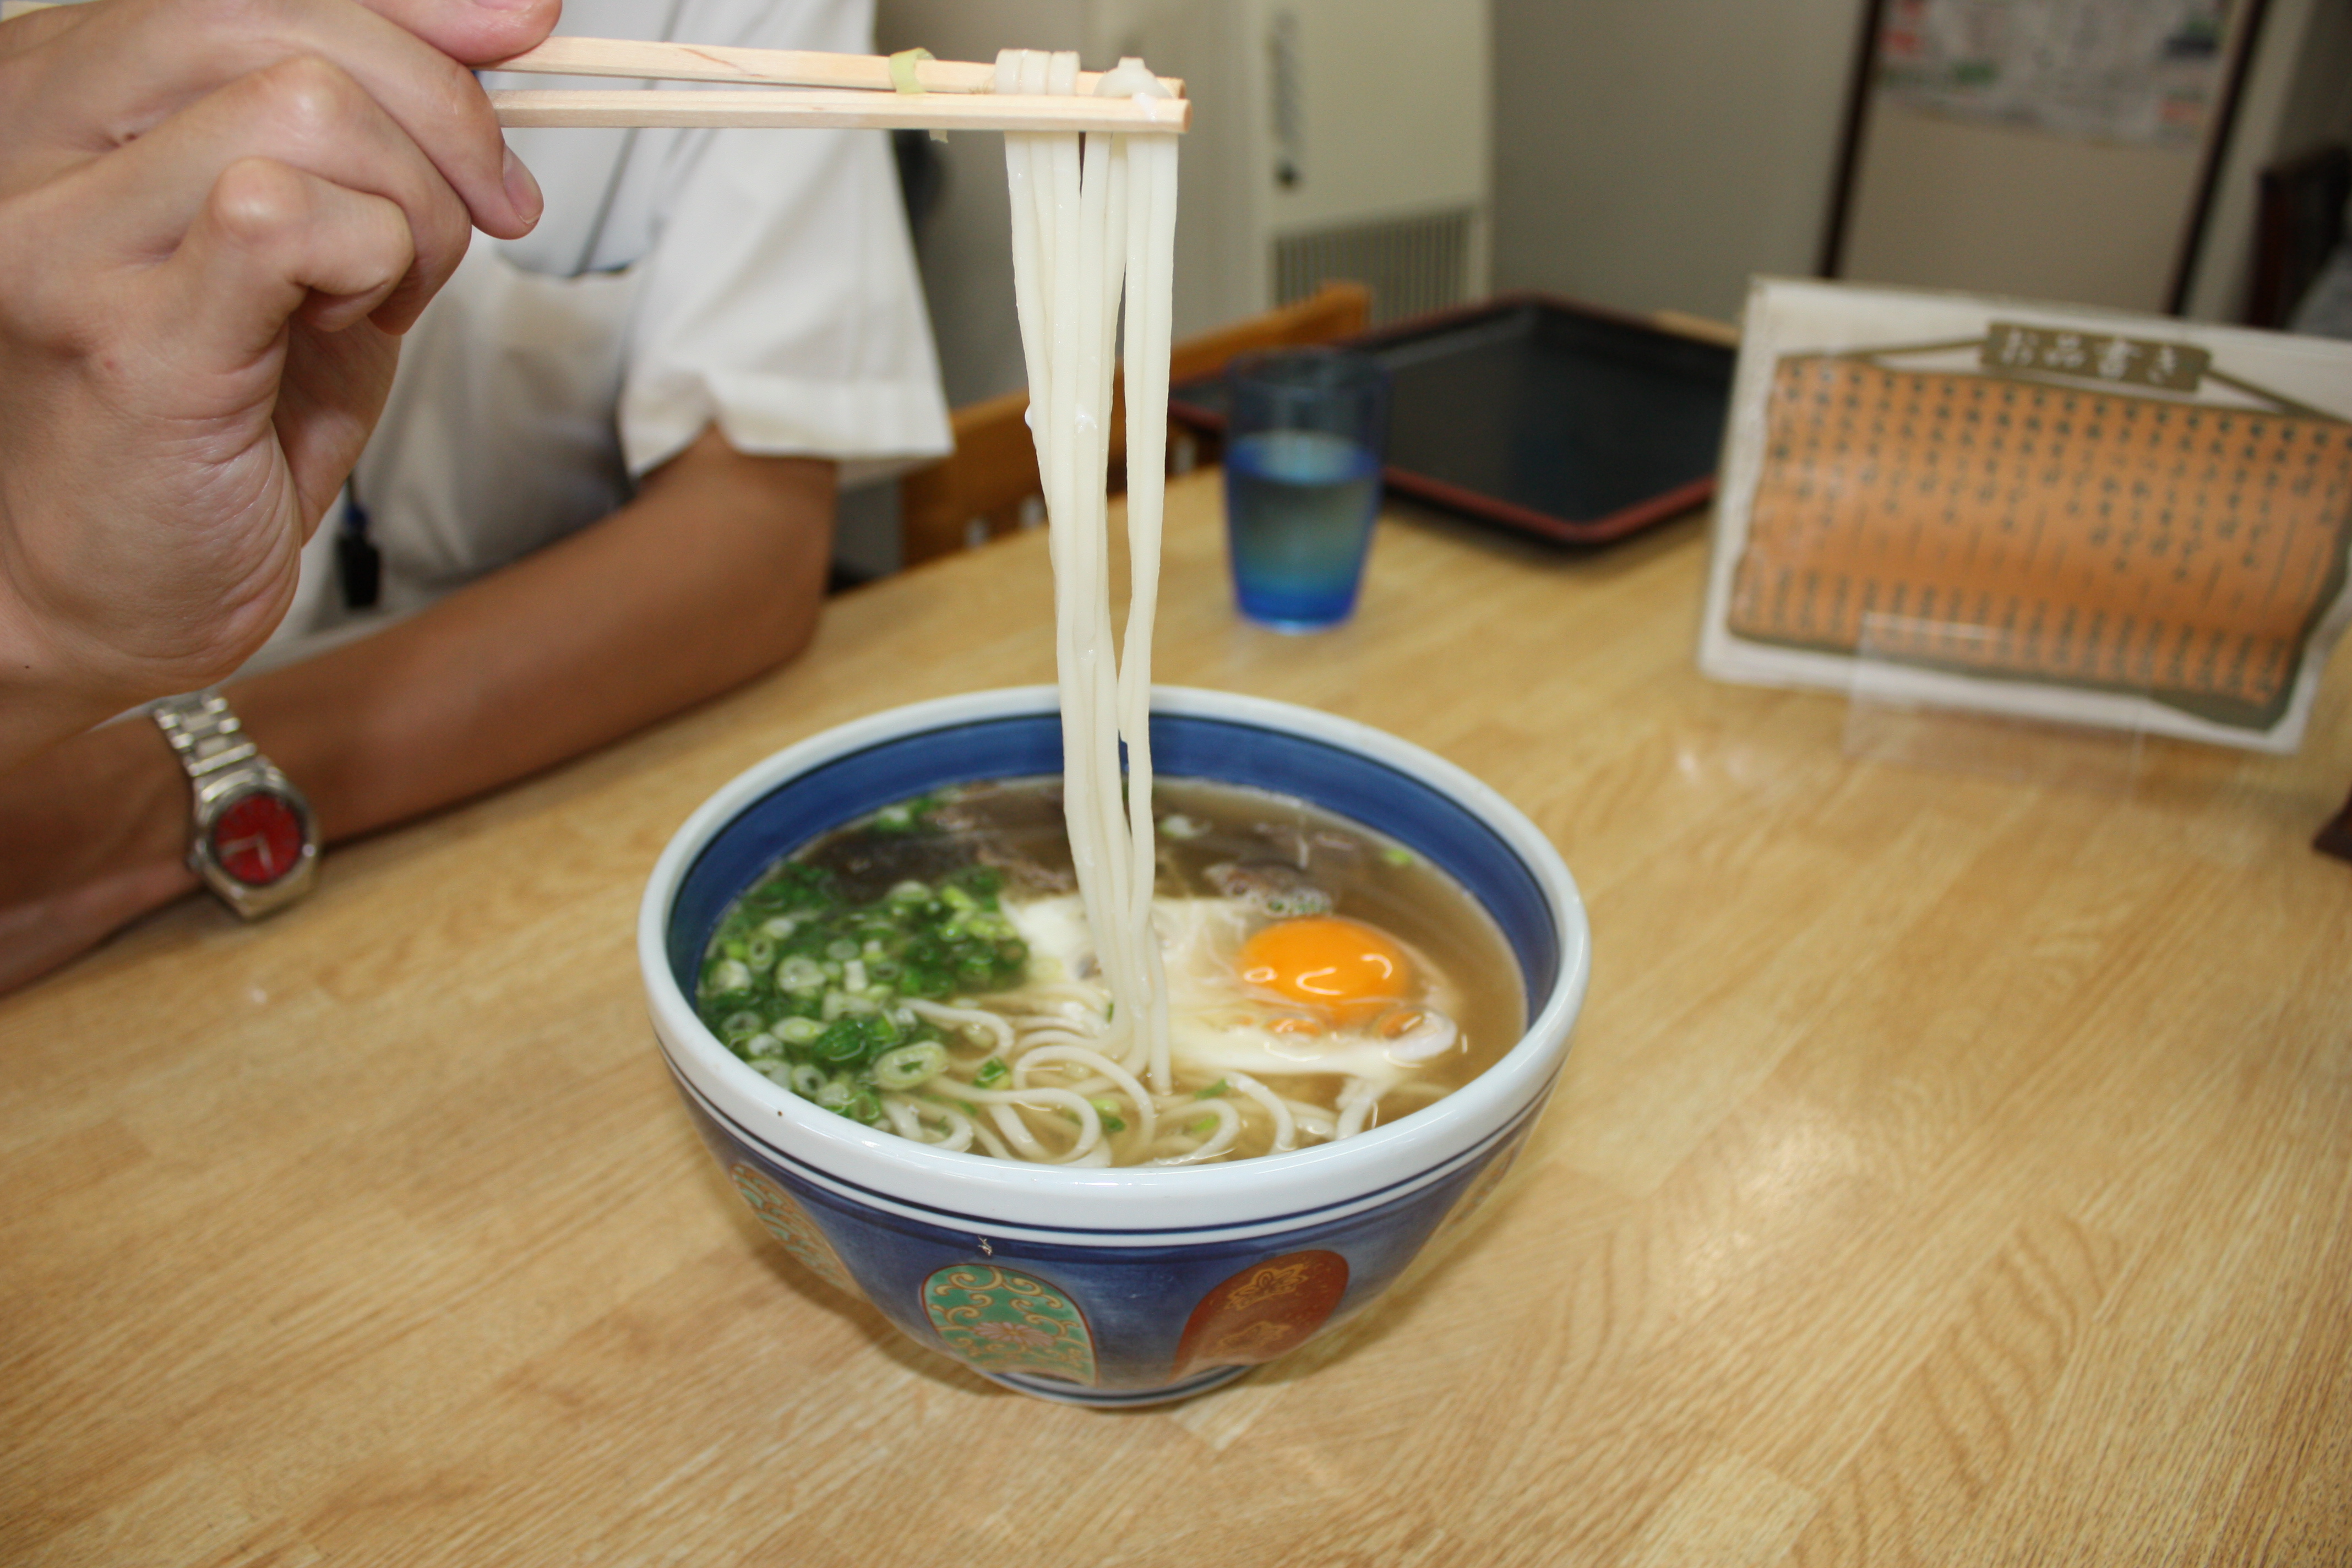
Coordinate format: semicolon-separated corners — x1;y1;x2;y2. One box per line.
1003;893;1460;1080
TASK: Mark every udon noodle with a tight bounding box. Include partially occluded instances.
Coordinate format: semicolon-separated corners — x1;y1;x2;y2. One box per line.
693;57;1518;1164
999;48;1180;1101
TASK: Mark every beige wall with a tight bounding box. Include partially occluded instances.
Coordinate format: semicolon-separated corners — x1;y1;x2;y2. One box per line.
1488;0;2352;329
1489;0;1866;324
1839;104;2203;313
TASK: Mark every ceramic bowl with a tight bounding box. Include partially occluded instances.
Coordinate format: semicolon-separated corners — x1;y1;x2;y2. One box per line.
639;686;1589;1406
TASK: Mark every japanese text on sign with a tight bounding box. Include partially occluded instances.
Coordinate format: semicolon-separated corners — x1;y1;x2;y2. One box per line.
1981;321;2208;391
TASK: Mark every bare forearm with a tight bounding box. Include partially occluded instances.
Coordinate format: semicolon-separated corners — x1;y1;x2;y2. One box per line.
0;430;832;994
233;432;836;842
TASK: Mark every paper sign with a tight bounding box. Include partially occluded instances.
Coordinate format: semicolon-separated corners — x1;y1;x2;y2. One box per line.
1700;279;2352;752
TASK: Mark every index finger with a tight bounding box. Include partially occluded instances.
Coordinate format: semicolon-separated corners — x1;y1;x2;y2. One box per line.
7;0;556;237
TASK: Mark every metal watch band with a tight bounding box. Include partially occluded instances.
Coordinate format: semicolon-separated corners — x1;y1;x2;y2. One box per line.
150;692;259;780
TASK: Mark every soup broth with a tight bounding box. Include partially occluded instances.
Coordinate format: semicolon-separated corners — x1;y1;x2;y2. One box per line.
696;777;1522;1166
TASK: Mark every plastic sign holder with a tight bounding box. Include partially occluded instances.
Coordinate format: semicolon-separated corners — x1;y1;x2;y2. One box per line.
1842;613;2150;794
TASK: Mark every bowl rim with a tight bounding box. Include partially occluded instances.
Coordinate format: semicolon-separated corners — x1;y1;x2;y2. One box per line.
639;684;1589;1232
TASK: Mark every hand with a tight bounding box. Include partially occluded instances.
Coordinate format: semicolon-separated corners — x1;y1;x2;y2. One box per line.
0;0;558;768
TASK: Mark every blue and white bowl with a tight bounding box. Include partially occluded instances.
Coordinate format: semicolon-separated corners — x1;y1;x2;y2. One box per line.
639;687;1589;1406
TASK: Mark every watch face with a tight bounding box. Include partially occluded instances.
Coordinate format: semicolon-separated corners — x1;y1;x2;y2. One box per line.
209;792;308;888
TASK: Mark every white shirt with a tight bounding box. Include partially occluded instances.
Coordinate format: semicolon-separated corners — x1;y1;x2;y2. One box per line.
254;0;950;669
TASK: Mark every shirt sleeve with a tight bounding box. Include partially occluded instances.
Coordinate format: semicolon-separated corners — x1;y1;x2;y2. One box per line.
613;1;952;478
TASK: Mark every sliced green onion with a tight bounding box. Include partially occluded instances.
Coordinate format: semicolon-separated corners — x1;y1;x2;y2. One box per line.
813;1019;870;1063
873;1042;950;1090
823;989;876;1021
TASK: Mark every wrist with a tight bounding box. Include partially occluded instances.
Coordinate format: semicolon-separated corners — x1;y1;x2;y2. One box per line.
0;712;198;994
0;487;167;764
0;599;141;772
1;709;197;899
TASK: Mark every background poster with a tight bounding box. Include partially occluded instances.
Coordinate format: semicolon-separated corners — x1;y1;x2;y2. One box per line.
1875;0;2233;145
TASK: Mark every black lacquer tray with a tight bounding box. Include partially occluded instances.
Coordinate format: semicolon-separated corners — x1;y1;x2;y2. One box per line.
1170;293;1736;546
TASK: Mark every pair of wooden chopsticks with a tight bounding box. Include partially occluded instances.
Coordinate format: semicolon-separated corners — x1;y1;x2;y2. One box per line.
0;6;1188;133
487;37;1189;134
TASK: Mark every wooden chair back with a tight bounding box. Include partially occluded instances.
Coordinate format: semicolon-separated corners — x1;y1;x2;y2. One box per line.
897;280;1373;567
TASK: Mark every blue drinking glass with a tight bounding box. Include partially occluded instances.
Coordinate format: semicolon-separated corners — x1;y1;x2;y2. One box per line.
1222;349;1391;631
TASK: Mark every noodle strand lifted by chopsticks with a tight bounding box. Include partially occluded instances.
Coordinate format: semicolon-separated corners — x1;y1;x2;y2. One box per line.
998;50;1180;1098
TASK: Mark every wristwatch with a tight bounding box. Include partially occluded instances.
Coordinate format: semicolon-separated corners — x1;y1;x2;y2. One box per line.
148;692;320;919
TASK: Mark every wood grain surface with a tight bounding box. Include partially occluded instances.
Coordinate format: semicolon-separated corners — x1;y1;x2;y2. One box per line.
4;472;2348;1566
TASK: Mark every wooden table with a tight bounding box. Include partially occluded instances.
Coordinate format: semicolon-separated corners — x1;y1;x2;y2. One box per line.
6;472;2349;1566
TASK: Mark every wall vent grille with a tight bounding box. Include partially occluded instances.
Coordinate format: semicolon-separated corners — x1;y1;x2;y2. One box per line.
1273;207;1476;325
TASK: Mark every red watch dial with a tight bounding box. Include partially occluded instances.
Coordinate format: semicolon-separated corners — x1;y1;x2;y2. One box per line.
210;792;306;887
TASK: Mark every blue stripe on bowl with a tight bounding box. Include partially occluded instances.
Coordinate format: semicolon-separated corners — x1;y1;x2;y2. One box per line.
669;711;1560;1015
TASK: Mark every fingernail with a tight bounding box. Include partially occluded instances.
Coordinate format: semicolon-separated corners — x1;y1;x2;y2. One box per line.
503;145;543;229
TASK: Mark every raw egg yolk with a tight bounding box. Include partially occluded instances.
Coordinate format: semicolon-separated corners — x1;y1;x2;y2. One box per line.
1237;917;1413;1022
